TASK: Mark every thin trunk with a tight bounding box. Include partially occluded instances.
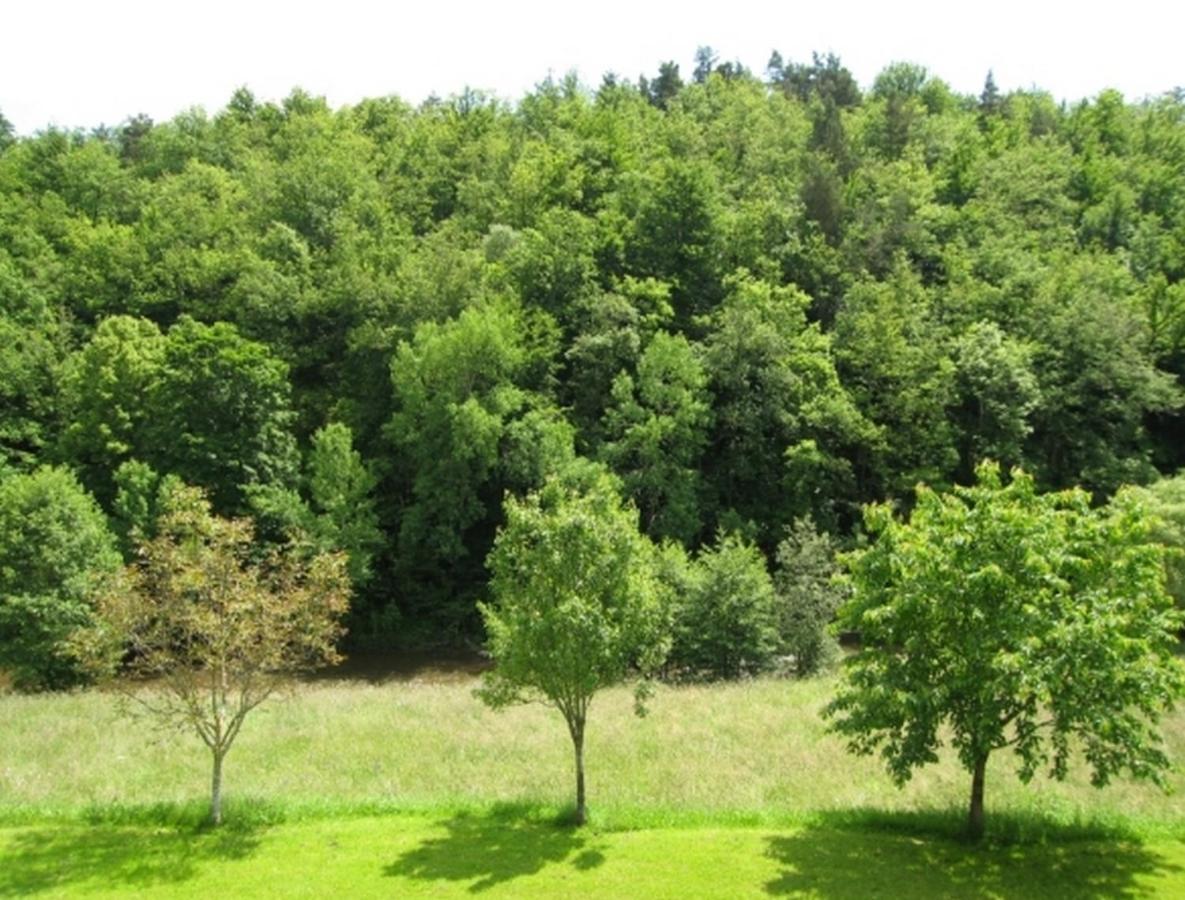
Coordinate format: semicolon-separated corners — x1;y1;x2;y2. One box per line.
571;720;586;826
211;749;224;827
968;754;987;840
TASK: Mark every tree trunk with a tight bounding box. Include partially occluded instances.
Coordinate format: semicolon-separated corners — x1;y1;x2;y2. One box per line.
571;722;586;826
968;754;987;840
211;749;225;827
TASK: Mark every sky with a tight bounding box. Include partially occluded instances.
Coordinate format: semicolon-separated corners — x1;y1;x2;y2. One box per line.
3;0;1182;134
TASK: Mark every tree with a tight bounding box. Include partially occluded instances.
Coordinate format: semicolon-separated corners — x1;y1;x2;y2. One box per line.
78;483;349;825
692;46;719;85
774;517;844;677
826;463;1185;839
386;302;545;630
599;332;712;545
0;109;14;151
249;422;383;589
478;471;669;825
952;321;1040;476
979;71;1002;117
668;531;779;680
1126;472;1185;612
642;61;683;109
0;467;121;690
705;273;874;538
58;315;165;505
145;317;300;515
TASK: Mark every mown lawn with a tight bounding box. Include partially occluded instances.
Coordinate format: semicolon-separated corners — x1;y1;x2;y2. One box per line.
2;811;1183;898
3;675;1185;896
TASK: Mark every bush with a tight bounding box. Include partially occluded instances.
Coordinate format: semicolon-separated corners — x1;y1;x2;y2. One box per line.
669;532;778;679
0;466;121;690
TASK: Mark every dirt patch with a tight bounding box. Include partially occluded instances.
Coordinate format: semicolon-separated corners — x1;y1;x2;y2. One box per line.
306;649;492;685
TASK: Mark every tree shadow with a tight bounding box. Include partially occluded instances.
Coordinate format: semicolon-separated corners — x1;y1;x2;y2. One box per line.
0;821;264;897
383;803;606;892
764;809;1182;898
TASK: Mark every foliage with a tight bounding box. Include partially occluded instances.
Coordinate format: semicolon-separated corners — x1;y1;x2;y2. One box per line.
1126;471;1185;610
76;483;349;824
669;531;779;680
773;517;844;676
2;58;1185;644
478;471;669;824
0;466;121;690
599;331;711;544
826;463;1185;838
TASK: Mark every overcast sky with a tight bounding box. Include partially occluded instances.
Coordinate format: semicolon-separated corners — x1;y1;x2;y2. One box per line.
3;0;1182;134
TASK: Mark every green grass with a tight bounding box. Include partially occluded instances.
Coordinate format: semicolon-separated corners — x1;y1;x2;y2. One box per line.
3;677;1184;832
3;675;1185;895
1;809;1183;898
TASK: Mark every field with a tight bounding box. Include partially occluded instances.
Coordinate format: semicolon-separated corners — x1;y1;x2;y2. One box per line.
3;673;1185;897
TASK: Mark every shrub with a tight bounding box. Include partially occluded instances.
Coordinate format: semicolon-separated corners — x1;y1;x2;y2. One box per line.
669;532;778;679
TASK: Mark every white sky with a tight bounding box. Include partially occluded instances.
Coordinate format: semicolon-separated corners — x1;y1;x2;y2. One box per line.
3;0;1182;134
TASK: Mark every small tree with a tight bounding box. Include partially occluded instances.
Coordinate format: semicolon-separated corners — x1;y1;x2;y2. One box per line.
668;532;779;680
826;463;1185;839
774;517;844;677
78;483;349;825
478;471;669;825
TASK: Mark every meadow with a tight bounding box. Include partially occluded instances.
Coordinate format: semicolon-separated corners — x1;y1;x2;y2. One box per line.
3;673;1185;896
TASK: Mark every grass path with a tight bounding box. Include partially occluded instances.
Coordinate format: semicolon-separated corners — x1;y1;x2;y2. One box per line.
3;811;1184;898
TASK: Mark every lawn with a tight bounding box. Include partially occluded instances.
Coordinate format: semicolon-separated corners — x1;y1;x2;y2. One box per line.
2;811;1183;898
2;674;1184;896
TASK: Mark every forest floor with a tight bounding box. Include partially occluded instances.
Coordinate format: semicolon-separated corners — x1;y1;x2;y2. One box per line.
2;673;1184;897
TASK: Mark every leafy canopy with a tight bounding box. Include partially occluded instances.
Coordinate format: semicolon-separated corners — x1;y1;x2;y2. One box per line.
826;463;1185;833
479;470;669;712
0;466;121;690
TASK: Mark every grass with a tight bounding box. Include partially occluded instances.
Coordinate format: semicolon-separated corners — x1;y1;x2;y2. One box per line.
3;674;1185;895
1;809;1183;898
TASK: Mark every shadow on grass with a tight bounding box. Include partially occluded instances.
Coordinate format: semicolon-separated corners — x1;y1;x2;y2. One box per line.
0;818;265;897
384;802;605;892
765;809;1182;898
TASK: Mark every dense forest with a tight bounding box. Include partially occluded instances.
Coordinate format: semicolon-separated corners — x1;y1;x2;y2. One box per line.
3;50;1185;651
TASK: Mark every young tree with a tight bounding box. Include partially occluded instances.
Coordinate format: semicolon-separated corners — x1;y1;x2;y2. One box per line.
78;483;349;825
477;470;669;825
668;532;779;680
774;517;844;677
826;463;1185;839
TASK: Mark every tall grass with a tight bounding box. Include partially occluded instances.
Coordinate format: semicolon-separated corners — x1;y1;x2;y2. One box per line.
3;676;1183;834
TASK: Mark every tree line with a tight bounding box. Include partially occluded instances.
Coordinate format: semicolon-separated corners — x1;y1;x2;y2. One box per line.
2;50;1185;652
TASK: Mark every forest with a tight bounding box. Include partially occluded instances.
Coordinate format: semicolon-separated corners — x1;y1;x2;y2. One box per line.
3;49;1185;662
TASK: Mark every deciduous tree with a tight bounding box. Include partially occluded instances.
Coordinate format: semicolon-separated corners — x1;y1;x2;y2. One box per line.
78;483;349;825
826;463;1185;839
478;471;669;825
0;466;121;690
